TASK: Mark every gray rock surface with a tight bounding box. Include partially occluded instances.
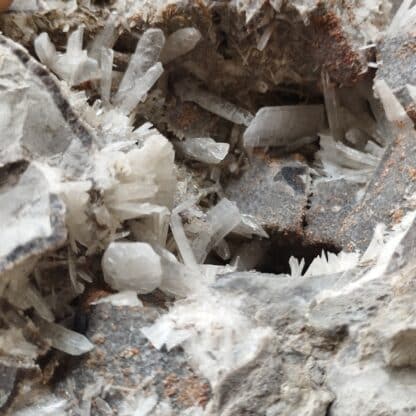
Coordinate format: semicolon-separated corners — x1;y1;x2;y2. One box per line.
54;302;211;414
338;123;416;251
306;179;361;246
210;260;416;415
225;153;310;234
377;32;416;121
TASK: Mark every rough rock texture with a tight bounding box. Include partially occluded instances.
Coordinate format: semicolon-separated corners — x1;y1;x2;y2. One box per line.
0;365;17;409
338;123;416;251
55;302;211;414
377;32;416;121
306;179;362;246
211;253;416;416
225;152;310;233
1;1;416;415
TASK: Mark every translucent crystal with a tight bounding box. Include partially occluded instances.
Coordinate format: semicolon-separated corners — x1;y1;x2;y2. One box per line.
157;247;203;297
114;28;165;106
388;0;416;36
119;393;158;416
374;79;414;127
141;292;273;386
13;396;68;416
24;283;54;322
100;47;114;105
35;27;100;87
88;14;118;62
243;105;326;148
102;242;162;293
232;214;269;238
36;319;94;356
289;256;305;278
175;137;229;164
407;84;416;104
256;23;274;51
303;250;360;277
322;72;344;141
117;62;164;114
0;328;39;359
34;32;57;68
160;27;202;63
191;198;241;263
128;203;170;246
316;134;380;183
92;291;143;307
170;200;199;268
175;79;253;126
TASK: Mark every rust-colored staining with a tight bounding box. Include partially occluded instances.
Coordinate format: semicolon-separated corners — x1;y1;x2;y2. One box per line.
397;38;416;58
169;102;203;133
391;208;404;225
160;0;210;34
408;167;416;181
91;333;106;345
82;288;113;310
163;373;211;408
86;348;107;366
406;104;416;124
0;0;12;12
119;346;140;359
309;8;363;85
163;373;179;397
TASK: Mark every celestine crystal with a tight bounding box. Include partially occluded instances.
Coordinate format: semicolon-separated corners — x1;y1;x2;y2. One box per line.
1;1;416;415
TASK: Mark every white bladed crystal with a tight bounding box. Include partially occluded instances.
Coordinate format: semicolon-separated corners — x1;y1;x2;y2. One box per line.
102;242;162;293
243;105;326;148
316;134;380;184
175;79;253;126
175;137;229;164
114;28;165;106
160;27;202;63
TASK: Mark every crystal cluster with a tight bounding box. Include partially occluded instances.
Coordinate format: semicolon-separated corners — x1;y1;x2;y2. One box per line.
1;1;416;415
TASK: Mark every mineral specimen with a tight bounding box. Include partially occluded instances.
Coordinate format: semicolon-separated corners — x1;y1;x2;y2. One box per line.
2;1;416;415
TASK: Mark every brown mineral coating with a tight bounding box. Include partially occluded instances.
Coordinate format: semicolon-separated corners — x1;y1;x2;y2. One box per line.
309;8;365;86
0;0;12;12
0;0;369;102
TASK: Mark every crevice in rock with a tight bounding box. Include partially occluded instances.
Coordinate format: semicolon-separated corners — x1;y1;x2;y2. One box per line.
254;231;341;275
